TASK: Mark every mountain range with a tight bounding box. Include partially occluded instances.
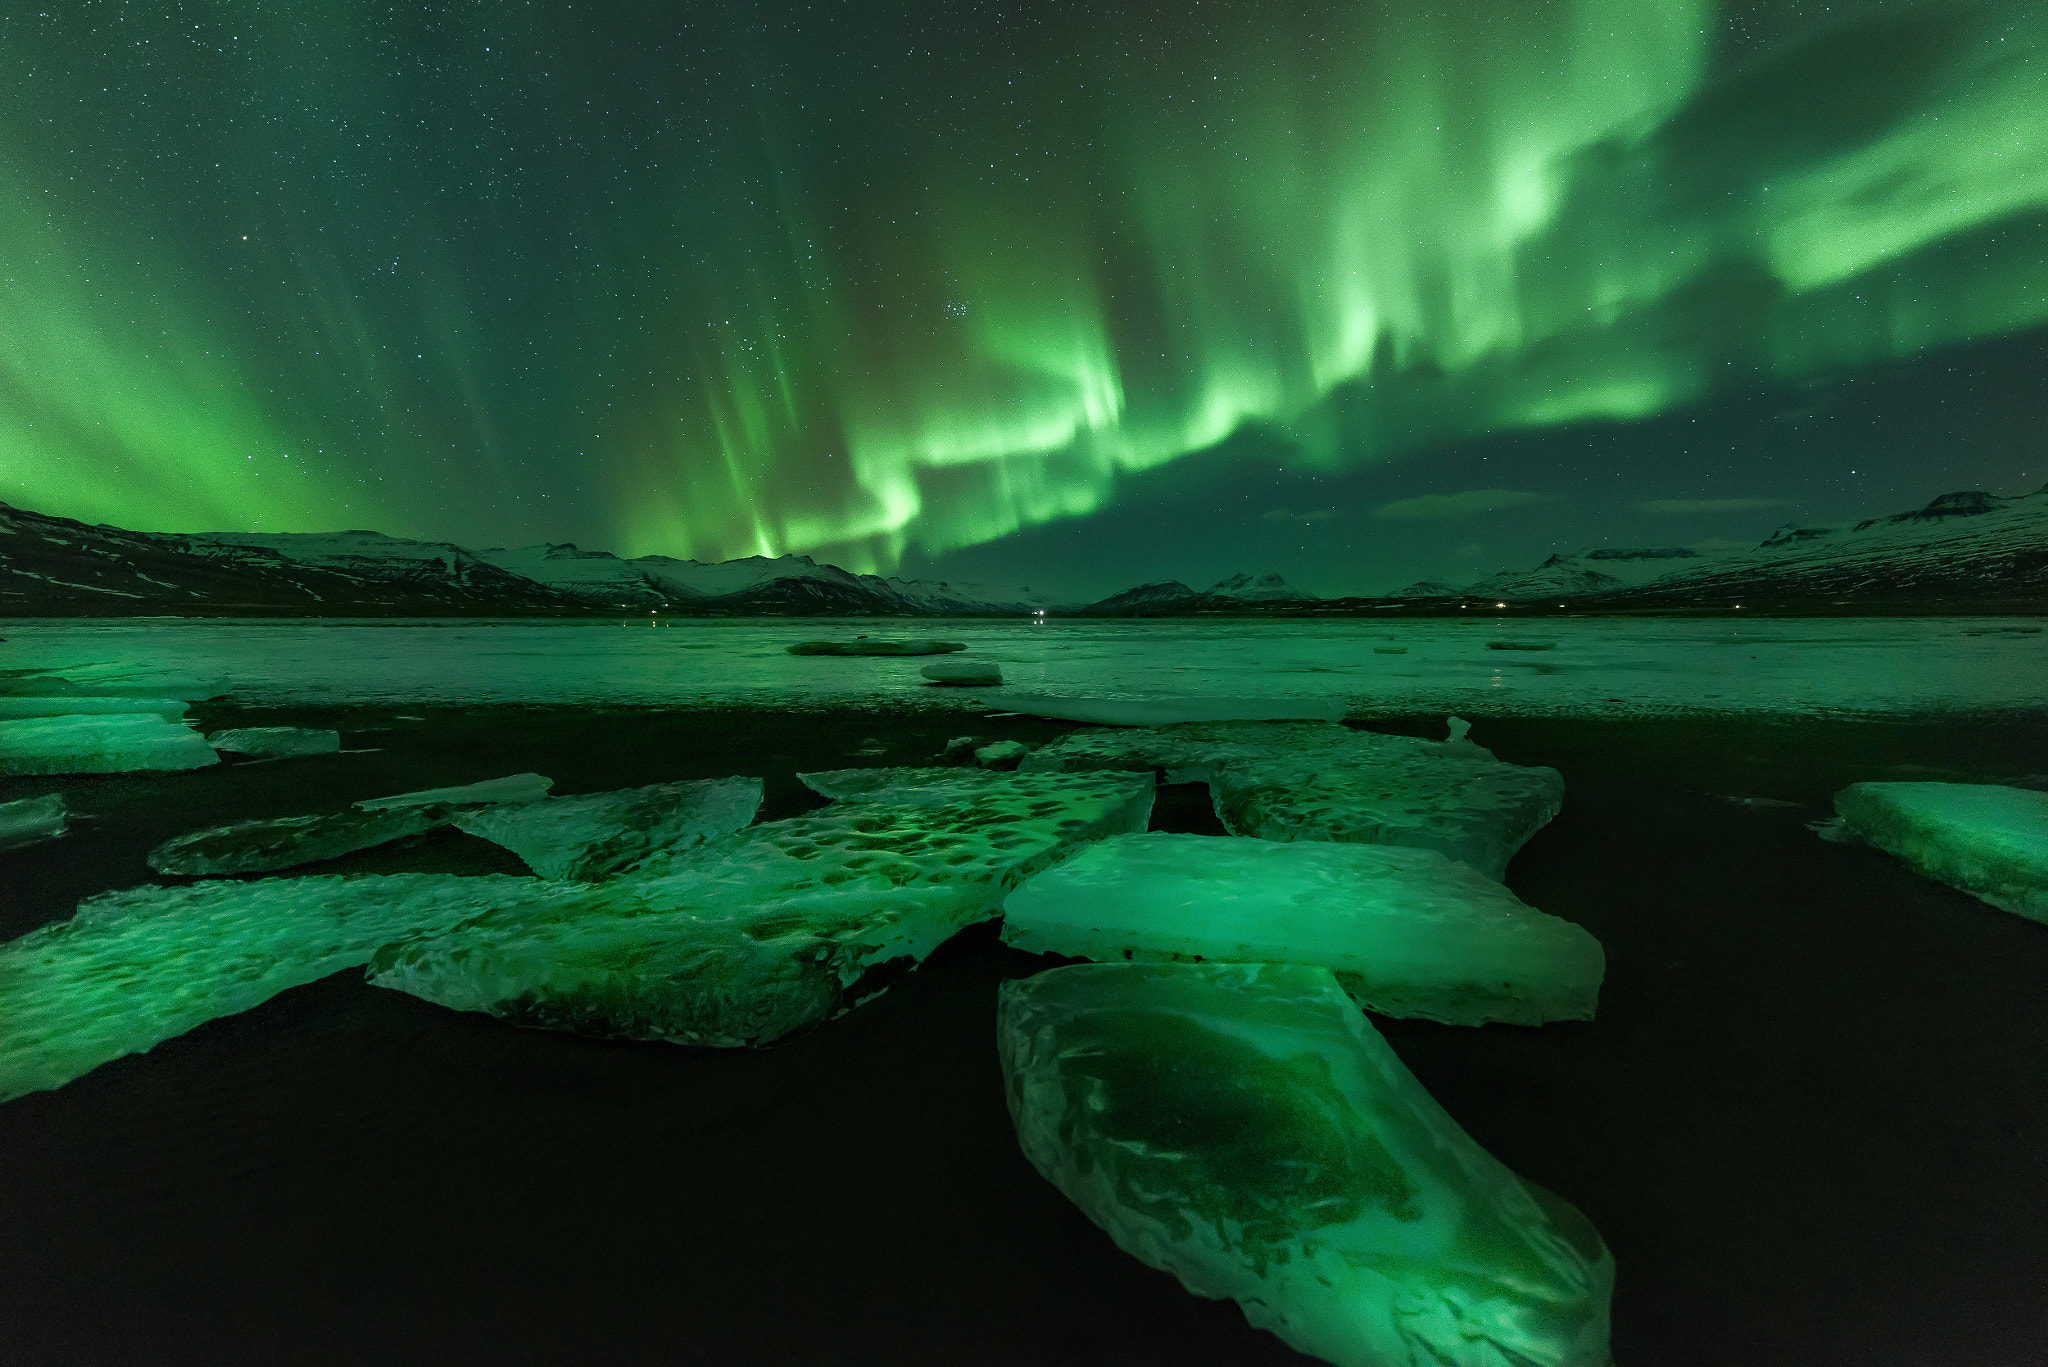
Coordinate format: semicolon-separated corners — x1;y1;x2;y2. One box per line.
2;484;2042;616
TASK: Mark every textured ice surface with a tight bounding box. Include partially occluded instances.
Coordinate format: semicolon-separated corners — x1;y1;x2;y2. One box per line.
206;726;341;757
369;769;1155;1046
975;740;1029;768
0;794;68;853
452;777;763;880
1835;782;2048;923
1021;721;1562;880
921;658;1003;685
355;773;553;809
785;639;966;655
147;804;456;876
0;664;223;699
0;712;219;775
1002;833;1603;1025
148;773;555;875
0;872;536;1102
0;696;190;719
995;693;1346;725
999;961;1615;1367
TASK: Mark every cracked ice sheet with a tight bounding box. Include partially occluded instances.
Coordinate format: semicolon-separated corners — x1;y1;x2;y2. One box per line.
1001;833;1604;1026
373;769;1156;1045
1019;721;1561;881
2;770;1153;1101
999;961;1615;1367
1834;781;2048;923
452;777;763;880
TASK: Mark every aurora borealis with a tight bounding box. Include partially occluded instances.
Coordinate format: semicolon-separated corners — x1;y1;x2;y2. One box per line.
3;0;2045;593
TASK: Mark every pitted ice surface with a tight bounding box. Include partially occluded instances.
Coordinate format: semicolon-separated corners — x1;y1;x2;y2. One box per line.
1019;721;1561;880
455;776;763;880
998;961;1615;1367
1835;781;2048;923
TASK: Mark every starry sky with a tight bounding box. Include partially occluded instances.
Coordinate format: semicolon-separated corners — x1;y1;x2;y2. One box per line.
2;0;2044;598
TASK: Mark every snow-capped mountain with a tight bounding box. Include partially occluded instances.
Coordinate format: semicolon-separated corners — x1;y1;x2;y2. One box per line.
1404;487;2047;607
1083;572;1318;614
0;504;1073;617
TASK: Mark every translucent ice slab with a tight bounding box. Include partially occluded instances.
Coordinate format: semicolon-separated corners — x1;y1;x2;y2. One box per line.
1020;721;1562;880
998;961;1615;1367
1001;833;1603;1025
147;773;555;875
0;712;219;776
1835;781;2048;923
369;770;1155;1046
0;696;190;719
0;872;537;1102
453;777;764;880
0;793;68;853
995;693;1346;725
206;726;341;757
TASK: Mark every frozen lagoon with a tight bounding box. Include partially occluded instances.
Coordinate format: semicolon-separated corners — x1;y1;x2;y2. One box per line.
2;614;2043;715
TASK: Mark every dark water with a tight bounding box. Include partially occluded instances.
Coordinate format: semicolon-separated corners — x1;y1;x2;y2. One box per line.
4;705;2046;1366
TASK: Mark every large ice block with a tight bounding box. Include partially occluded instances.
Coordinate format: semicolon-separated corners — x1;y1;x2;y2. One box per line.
1020;721;1562;880
0;793;69;853
147;805;456;876
453;777;763;880
369;770;1156;1047
0;872;545;1102
1835;781;2048;923
206;726;341;757
0;697;190;719
994;693;1346;725
147;773;556;875
1001;833;1603;1025
0;712;219;776
999;961;1614;1367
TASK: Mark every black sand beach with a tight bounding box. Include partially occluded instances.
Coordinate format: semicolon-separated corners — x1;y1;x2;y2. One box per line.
4;704;2046;1366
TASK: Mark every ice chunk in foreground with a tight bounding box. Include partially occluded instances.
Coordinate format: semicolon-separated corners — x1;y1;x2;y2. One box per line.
999;961;1614;1367
207;726;341;757
0;696;190;719
0;794;69;853
1022;721;1561;881
995;693;1345;725
453;777;763;880
975;740;1028;768
1834;781;2048;923
369;770;1156;1047
0;713;219;776
147;773;556;875
0;872;540;1102
355;772;553;809
1002;833;1602;1025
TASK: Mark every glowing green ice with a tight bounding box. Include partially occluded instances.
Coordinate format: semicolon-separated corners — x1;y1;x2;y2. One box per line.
1000;961;1614;1366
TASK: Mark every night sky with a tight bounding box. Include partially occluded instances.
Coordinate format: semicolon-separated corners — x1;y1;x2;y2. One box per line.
3;0;2044;598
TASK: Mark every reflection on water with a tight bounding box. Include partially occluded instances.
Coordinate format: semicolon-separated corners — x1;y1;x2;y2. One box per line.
1;616;2042;716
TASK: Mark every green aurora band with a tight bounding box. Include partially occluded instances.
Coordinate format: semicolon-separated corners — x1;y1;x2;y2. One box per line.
3;1;2045;570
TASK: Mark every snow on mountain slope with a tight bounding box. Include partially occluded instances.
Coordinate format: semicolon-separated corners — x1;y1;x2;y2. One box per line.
1205;572;1316;602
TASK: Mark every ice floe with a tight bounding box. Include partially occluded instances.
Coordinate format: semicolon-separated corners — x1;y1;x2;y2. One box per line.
0;793;68;853
146;773;555;875
452;777;763;880
0;713;219;776
1020;721;1562;881
1001;832;1603;1025
1833;781;2048;923
206;726;342;757
370;768;1154;1045
0;696;190;719
998;961;1615;1367
920;658;1003;686
994;693;1347;725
